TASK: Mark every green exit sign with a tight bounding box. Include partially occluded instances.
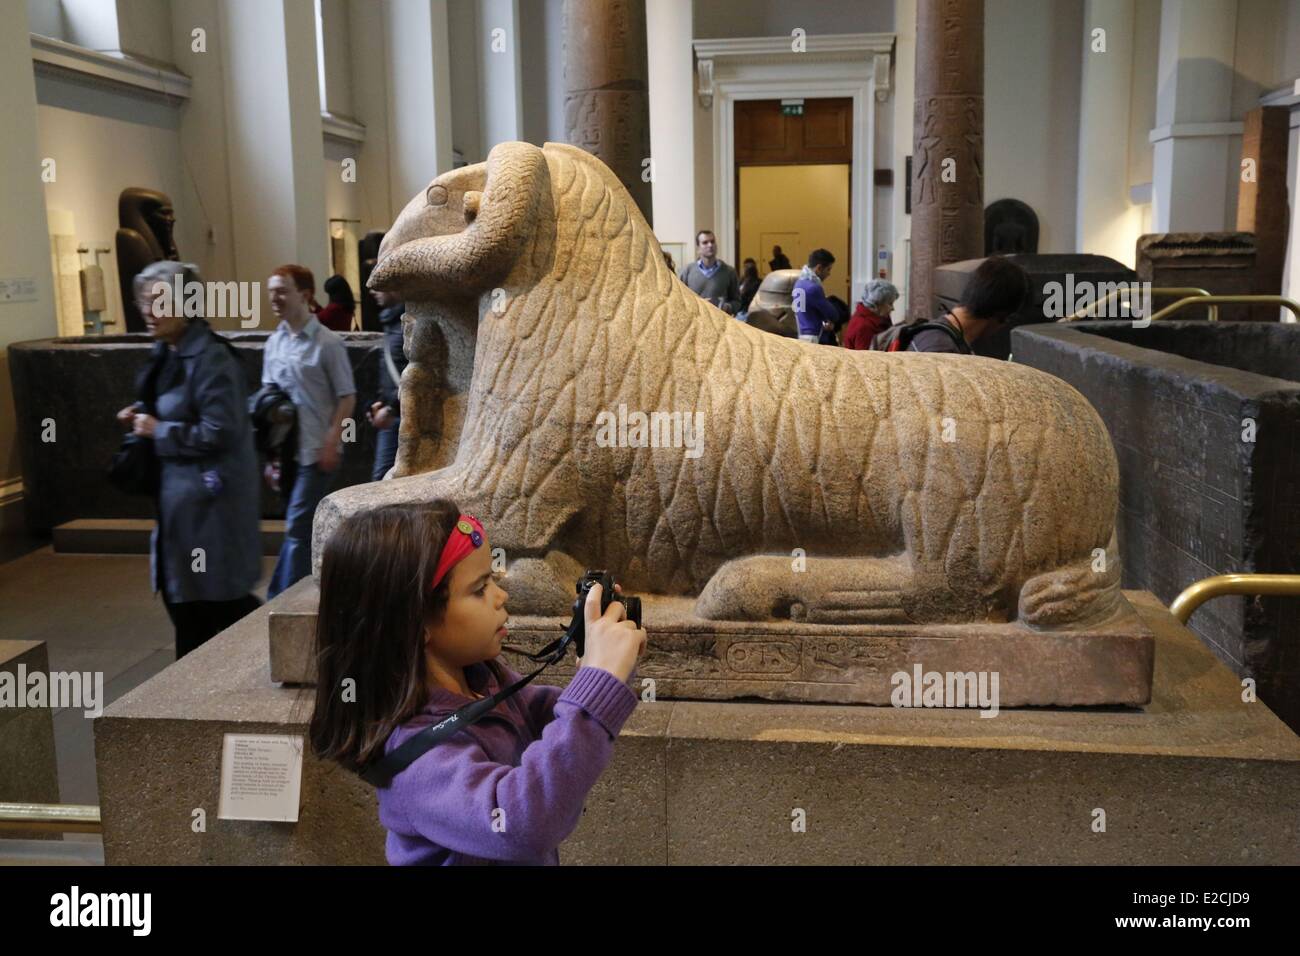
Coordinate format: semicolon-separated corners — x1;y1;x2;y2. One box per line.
781;103;804;116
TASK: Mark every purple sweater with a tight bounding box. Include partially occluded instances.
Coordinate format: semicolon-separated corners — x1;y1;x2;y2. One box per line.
377;661;638;865
793;276;839;336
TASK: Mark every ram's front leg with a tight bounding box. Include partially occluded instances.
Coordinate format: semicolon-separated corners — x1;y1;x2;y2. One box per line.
695;554;913;623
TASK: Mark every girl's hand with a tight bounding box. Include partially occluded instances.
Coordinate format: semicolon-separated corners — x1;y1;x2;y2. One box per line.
578;581;646;684
116;405;137;430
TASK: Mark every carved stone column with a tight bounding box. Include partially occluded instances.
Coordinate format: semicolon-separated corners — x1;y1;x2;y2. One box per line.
563;0;653;226
909;0;984;320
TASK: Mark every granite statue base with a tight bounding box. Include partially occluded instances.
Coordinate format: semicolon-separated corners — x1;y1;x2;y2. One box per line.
95;587;1299;864
1;640;60;840
269;581;1153;706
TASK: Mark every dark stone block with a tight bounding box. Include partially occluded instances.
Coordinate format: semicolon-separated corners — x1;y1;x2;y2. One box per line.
934;253;1137;359
8;332;391;532
1013;321;1300;733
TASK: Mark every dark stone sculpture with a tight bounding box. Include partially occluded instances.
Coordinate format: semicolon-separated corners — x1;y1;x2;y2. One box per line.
1136;232;1258;321
933;253;1135;359
358;229;386;332
985;198;1039;255
115;188;179;333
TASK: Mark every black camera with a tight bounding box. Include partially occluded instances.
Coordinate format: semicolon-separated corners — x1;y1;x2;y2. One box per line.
567;570;642;657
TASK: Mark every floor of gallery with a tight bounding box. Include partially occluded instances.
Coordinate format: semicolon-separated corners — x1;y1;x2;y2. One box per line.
0;537;275;865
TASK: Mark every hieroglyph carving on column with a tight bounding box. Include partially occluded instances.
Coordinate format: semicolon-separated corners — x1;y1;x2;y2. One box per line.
562;0;653;225
910;0;984;320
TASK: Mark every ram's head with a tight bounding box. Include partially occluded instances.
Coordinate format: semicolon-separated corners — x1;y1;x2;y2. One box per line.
369;141;548;301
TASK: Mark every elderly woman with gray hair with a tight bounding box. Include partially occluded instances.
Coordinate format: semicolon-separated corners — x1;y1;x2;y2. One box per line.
843;279;899;350
114;261;262;658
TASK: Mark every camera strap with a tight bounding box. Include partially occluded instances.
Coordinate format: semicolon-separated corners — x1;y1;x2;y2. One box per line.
359;622;579;789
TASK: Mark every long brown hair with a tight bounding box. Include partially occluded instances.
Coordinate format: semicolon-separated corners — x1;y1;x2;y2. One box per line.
308;500;461;771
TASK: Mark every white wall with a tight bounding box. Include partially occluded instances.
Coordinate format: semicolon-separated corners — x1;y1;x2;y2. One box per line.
692;0;893;38
35;78;199;333
347;0;396;225
985;0;1084;254
2;0;57;520
318;0;354;116
543;0;566;143
448;0;483;161
115;0;174;62
477;0;523;150
891;0;915;313
25;0;65;39
517;0;552;144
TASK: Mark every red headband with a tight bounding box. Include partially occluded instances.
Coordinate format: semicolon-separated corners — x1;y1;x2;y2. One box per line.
431;514;485;590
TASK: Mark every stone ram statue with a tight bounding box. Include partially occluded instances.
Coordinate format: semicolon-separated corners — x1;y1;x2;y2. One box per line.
314;141;1122;630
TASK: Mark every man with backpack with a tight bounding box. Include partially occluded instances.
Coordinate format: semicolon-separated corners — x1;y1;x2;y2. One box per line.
872;256;1030;354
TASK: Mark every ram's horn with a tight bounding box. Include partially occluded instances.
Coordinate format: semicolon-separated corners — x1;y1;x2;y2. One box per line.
371;141;547;298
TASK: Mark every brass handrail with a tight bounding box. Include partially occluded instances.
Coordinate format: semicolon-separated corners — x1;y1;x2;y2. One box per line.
0;802;102;835
1147;295;1300;324
1170;573;1300;625
1062;287;1213;323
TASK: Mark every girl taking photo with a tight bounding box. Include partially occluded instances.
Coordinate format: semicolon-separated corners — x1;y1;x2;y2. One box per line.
309;500;646;865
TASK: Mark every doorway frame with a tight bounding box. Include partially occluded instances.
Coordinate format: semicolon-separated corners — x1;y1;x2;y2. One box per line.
693;33;893;303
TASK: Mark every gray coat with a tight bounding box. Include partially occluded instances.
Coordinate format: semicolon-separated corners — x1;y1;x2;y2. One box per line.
147;319;261;603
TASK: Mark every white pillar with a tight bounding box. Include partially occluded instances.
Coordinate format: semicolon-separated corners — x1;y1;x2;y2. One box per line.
0;0;57;519
171;0;236;291
891;0;916;319
1149;0;1239;233
385;0;455;211
646;0;695;250
221;0;330;293
1284;81;1300;320
1076;0;1142;266
479;0;524;150
348;0;395;230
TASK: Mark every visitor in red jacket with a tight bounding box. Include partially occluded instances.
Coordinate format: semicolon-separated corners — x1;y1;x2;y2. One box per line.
317;275;356;333
843;279;899;350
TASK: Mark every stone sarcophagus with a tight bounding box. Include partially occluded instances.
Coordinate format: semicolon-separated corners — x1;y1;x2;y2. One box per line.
308;141;1153;707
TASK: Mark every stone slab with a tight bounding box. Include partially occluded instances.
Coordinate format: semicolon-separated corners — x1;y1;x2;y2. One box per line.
54;518;286;556
269;580;1153;707
7;332;388;532
1013;322;1300;733
0;640;60;840
97;588;1300;864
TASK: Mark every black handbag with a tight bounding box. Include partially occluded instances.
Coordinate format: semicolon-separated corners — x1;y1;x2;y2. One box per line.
108;346;167;496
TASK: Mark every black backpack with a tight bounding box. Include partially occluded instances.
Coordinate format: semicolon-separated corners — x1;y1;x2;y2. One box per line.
870;318;972;354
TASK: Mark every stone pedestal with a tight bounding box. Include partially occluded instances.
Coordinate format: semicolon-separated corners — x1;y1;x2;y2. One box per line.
96;588;1300;864
909;0;984;320
0;641;60;840
270;579;1153;707
1013;321;1300;734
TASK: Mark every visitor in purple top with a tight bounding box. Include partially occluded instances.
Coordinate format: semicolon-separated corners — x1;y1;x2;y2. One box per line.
308;500;646;865
793;248;839;343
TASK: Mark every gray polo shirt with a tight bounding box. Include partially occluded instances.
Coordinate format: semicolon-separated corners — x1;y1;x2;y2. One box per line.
262;316;356;466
